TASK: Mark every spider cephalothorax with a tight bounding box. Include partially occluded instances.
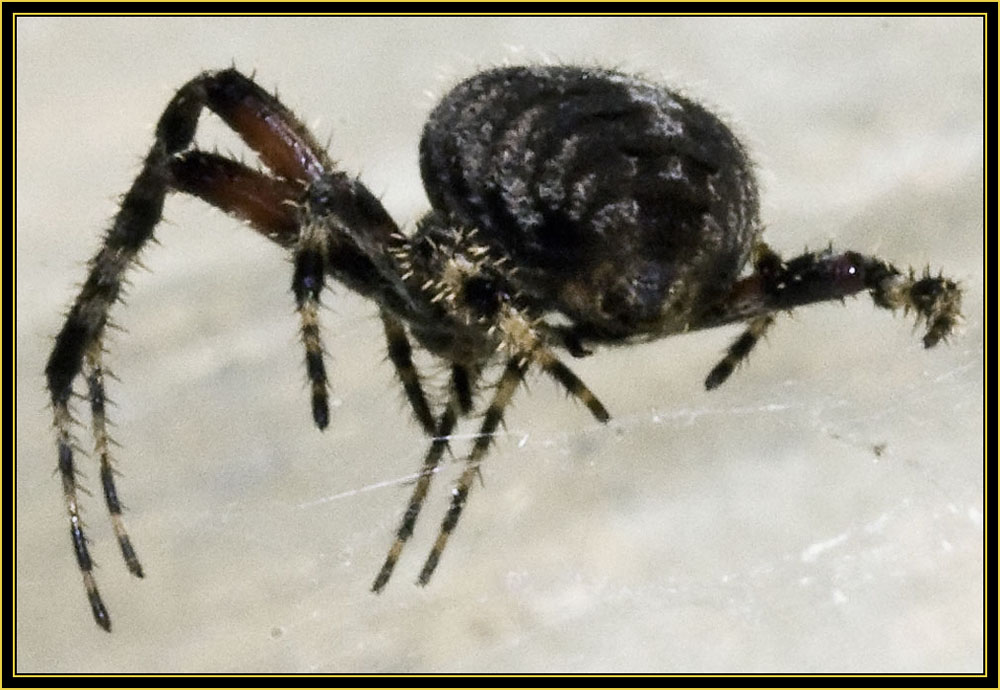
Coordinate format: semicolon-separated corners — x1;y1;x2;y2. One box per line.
45;65;961;631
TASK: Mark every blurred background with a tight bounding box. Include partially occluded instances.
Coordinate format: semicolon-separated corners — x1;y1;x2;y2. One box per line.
16;16;983;672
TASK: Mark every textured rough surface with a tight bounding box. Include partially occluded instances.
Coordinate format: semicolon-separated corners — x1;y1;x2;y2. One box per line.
420;65;759;338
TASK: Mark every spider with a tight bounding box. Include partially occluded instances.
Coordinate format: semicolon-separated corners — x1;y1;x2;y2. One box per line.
45;65;962;632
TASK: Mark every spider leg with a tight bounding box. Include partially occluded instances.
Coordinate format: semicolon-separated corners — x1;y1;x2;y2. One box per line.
167;70;402;430
44;68;405;630
172;151;437;432
381;311;436;434
502;306;611;423
701;248;961;354
161;68;332;184
533;349;611;422
46;78;201;629
171;151;334;427
703;242;782;389
417;359;527;586
168;152;301;246
704;315;775;390
292;218;334;428
414;306;609;585
450;363;477;415
84;344;142;578
371;365;475;592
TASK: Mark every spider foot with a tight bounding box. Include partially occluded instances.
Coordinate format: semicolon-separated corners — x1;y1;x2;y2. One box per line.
871;266;962;348
84;572;112;632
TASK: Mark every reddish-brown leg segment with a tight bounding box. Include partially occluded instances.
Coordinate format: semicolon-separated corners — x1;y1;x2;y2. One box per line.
44;69;425;631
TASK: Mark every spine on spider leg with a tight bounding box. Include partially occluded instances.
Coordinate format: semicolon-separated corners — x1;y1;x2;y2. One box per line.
292;222;332;430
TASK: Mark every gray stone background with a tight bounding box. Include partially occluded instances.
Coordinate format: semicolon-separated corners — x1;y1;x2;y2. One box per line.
16;16;983;672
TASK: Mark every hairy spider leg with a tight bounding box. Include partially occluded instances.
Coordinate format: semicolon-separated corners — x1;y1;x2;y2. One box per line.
381;312;436;434
45;77;214;630
169;152;441;436
83;344;142;577
371;365;476;592
417;358;528;585
159;68;414;433
533;350;611;422
705;316;775;390
43;69;423;631
699;247;961;391
293;220;334;428
415;309;611;586
704;243;782;390
173;68;336;430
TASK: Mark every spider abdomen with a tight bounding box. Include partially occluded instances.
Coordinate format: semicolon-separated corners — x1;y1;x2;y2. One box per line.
420;65;761;339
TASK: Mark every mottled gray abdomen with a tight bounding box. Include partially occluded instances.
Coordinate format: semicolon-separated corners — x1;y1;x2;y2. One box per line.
419;65;760;338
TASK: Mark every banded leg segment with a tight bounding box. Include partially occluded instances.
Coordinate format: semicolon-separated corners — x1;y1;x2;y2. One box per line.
85;344;143;577
417;359;527;586
293;220;332;429
44;69;342;631
45;121;177;632
411;306;610;586
534;350;610;423
704;315;775;390
54;403;109;630
371;366;474;593
381;311;436;434
500;305;611;424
